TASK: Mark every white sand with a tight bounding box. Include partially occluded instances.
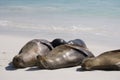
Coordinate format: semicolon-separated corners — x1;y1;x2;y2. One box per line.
0;34;120;80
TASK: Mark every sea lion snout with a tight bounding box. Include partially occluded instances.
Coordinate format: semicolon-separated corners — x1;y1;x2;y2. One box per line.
81;58;95;70
81;49;120;70
81;62;89;70
81;63;91;70
12;55;25;68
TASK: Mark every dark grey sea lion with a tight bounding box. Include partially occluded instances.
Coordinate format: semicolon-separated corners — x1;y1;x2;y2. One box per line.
12;39;53;68
68;39;87;48
51;38;67;47
51;38;87;48
81;49;120;70
37;44;94;69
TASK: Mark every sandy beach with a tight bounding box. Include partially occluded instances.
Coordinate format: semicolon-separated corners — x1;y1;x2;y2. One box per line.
0;34;120;80
1;0;120;80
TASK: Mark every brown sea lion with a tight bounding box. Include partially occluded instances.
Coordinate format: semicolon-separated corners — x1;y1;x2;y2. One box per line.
81;49;120;70
12;39;53;68
37;44;94;69
12;38;67;68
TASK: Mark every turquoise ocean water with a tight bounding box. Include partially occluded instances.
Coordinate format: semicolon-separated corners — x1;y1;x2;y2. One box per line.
0;0;120;47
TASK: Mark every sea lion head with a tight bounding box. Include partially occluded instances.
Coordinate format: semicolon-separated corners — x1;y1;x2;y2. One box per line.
12;55;25;68
36;55;49;69
81;58;96;70
12;39;52;68
51;38;67;47
12;52;37;68
68;39;87;48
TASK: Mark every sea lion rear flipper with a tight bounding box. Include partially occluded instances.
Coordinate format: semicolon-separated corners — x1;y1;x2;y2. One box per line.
66;44;94;57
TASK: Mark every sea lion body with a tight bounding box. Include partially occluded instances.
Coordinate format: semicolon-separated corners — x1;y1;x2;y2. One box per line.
37;44;94;69
81;49;120;70
12;39;53;68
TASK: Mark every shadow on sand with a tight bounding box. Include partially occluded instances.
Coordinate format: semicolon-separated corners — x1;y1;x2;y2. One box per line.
76;68;87;72
26;66;45;71
76;67;120;72
5;62;44;71
5;62;17;71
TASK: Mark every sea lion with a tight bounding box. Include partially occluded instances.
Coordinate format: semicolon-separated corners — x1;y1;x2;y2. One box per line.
68;39;87;48
81;49;120;70
12;38;67;68
51;38;67;47
37;44;94;69
51;38;86;48
12;39;53;68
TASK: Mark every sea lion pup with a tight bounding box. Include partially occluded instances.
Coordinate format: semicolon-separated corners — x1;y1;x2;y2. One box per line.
81;49;120;70
37;44;94;69
12;39;53;68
